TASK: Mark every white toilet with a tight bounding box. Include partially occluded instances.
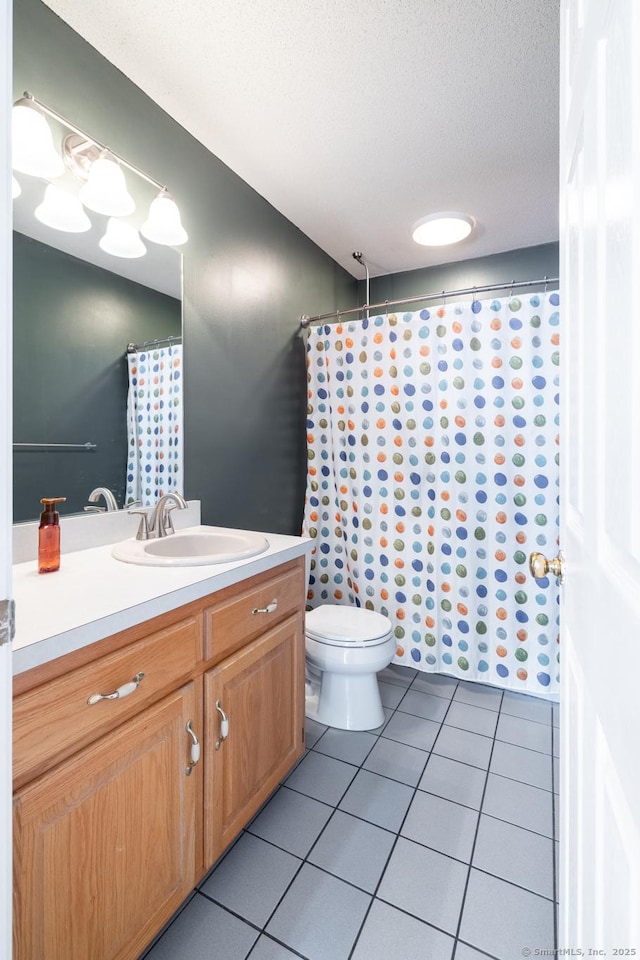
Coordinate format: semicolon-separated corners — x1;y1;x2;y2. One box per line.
304;604;395;731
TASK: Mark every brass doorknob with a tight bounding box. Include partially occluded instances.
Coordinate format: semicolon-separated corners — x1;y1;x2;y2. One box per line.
529;551;565;583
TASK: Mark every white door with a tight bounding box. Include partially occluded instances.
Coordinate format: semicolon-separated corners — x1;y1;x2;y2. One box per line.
560;0;640;947
0;0;13;953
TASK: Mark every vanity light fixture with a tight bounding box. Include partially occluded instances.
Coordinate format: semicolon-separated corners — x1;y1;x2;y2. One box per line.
11;92;188;249
141;190;188;246
412;212;475;246
12;96;65;179
78;151;136;218
99;218;147;259
35;184;92;233
12;176;21;199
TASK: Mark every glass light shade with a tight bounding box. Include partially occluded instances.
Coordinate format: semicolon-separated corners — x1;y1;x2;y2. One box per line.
412;212;475;246
12;176;21;199
141;192;188;246
12;99;65;179
99;218;146;258
35;184;92;233
79;154;135;217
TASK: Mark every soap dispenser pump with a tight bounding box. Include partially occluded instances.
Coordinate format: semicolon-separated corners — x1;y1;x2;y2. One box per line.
38;497;66;574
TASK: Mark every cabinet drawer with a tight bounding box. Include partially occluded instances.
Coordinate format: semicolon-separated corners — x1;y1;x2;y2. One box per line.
14;615;201;788
204;564;304;663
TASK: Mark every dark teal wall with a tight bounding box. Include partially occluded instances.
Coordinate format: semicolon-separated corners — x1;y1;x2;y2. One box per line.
13;0;356;535
13;1;559;535
13;232;181;522
357;243;559;308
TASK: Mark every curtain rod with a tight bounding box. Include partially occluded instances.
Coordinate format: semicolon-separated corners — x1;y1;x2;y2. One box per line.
299;276;559;328
13;442;97;451
126;335;182;354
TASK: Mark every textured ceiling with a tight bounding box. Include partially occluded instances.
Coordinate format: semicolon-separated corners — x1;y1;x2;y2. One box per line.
41;0;560;279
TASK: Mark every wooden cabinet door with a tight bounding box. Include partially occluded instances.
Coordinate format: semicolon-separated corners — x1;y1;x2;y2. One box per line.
204;615;304;867
14;682;199;960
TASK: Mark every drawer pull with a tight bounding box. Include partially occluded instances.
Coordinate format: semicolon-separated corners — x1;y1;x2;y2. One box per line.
252;599;278;615
215;699;229;749
185;720;200;775
87;672;145;706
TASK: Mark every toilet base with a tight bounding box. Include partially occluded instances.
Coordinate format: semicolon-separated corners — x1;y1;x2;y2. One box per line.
304;678;320;721
310;671;385;731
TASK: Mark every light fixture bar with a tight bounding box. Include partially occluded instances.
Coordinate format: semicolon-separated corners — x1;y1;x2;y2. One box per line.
20;91;168;193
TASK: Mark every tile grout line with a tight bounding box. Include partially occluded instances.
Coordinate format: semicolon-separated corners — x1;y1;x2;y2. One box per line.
453;687;557;954
347;683;462;959
386;681;554;753
143;672;557;960
311;734;555;840
238;695;411;959
244;786;559;907
197;845;306;950
245;933;309;960
286;693;420;958
295;685;557;886
195;718;369;960
451;710;498;953
137;891;199;960
230;671;555;955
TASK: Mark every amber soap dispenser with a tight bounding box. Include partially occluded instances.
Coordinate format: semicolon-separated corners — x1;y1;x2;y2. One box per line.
38;497;66;574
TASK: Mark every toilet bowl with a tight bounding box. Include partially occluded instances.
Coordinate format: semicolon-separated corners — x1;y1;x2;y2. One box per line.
305;604;395;731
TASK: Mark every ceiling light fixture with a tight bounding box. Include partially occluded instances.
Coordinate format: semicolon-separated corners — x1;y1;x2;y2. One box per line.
412;212;475;247
35;184;92;233
11;92;188;250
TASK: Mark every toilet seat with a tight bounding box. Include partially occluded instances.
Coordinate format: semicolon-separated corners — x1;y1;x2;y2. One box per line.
305;605;392;648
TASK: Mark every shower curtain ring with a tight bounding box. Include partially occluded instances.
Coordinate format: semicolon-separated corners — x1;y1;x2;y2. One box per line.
544;275;549;294
509;280;515;299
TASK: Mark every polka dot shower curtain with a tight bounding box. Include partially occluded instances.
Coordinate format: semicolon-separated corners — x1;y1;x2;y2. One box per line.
303;292;560;697
125;344;183;506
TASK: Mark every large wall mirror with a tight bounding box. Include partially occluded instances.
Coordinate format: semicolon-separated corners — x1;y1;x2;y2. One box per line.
12;104;183;523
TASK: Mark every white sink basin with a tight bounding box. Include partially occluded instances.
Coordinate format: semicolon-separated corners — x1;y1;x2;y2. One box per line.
112;525;269;567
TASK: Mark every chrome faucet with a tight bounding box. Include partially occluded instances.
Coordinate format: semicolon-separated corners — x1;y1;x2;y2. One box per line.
84;487;119;512
148;492;188;538
128;492;188;540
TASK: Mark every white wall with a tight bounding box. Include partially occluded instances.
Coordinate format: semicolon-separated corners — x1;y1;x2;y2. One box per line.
1;0;14;954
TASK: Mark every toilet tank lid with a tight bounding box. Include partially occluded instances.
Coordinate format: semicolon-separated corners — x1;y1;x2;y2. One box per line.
306;604;392;642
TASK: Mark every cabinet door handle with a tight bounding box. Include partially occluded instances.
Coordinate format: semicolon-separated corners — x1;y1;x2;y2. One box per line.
87;672;145;705
185;720;200;775
252;599;278;615
215;699;229;749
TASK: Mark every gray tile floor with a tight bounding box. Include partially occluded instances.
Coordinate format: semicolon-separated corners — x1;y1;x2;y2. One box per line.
142;667;559;960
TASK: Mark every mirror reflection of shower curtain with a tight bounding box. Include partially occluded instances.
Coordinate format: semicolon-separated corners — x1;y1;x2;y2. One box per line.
125;344;183;506
303;293;560;697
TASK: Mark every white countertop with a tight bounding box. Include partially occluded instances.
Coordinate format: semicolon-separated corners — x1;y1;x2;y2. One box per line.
13;527;312;676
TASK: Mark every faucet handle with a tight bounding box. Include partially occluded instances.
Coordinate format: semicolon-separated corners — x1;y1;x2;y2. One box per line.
163;503;179;536
128;509;150;541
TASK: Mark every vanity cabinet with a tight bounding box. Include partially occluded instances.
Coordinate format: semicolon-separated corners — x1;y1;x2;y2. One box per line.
12;556;306;960
13;683;198;960
13;613;201;791
204;616;304;865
